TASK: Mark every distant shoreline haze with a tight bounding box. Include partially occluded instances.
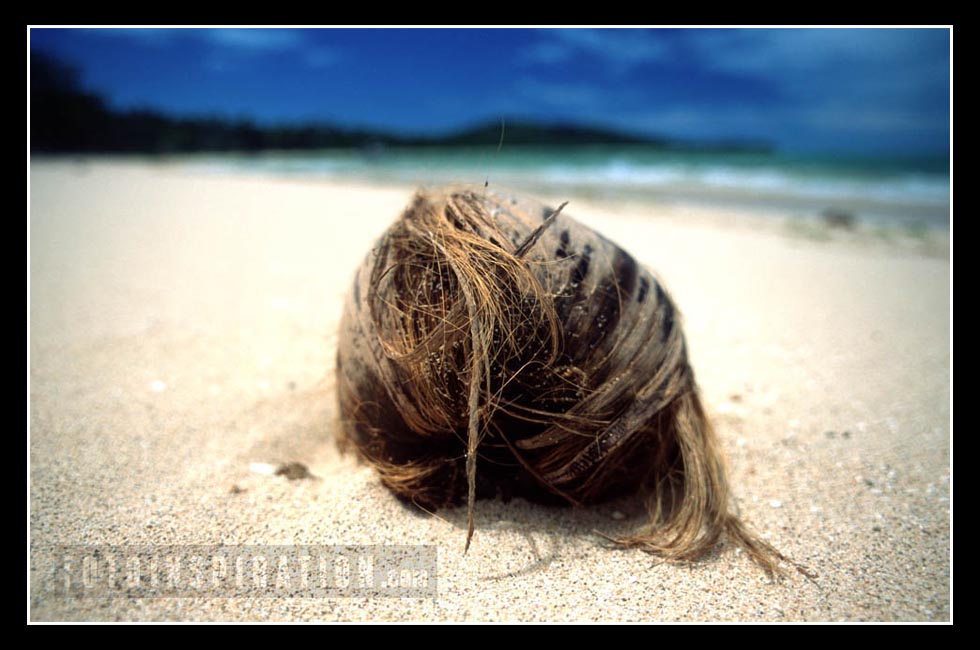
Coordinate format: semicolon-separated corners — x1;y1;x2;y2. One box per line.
30;50;773;155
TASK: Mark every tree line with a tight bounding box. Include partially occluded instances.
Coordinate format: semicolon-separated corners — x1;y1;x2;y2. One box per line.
30;51;771;154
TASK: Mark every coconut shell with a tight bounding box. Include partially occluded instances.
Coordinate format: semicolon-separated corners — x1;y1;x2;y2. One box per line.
336;187;806;578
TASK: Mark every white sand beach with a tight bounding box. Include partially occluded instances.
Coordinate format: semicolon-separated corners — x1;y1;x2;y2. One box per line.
29;159;950;621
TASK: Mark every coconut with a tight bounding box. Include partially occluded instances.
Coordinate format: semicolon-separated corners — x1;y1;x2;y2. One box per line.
336;187;806;578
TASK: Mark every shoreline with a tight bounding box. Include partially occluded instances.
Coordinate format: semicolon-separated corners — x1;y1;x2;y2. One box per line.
34;156;951;258
32;151;952;220
29;159;951;621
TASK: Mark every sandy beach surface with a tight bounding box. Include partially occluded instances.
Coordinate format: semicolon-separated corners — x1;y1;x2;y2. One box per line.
29;159;951;622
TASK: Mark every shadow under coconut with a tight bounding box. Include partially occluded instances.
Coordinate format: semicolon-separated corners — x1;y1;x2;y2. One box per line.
386;482;697;581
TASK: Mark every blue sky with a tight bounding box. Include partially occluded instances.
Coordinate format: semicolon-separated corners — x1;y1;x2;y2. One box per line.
29;27;951;154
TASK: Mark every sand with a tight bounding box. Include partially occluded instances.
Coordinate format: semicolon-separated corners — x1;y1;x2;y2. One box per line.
29;159;951;622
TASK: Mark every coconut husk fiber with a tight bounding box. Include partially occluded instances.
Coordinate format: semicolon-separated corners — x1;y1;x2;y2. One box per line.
336;187;804;578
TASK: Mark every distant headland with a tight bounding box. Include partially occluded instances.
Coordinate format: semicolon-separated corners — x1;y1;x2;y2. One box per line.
30;51;773;155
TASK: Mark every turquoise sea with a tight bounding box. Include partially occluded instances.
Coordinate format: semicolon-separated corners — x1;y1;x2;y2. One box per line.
185;146;950;228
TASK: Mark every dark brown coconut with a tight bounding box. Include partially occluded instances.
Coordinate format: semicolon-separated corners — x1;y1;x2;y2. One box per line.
336;187;802;577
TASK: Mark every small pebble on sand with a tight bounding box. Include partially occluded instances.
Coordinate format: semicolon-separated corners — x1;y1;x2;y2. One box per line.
249;462;276;476
276;462;313;480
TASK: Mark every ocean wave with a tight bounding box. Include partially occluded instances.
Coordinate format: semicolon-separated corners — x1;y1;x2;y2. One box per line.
187;151;950;217
522;161;950;208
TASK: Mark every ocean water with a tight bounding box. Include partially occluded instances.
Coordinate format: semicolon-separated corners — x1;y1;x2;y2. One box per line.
186;146;950;228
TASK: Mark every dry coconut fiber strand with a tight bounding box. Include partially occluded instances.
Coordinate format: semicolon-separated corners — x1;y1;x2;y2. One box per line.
336;187;806;578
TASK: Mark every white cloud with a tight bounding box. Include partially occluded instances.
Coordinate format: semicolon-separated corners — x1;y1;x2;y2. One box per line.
679;28;950;122
519;28;670;71
87;27;182;47
686;28;948;78
88;27;340;69
203;28;305;52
